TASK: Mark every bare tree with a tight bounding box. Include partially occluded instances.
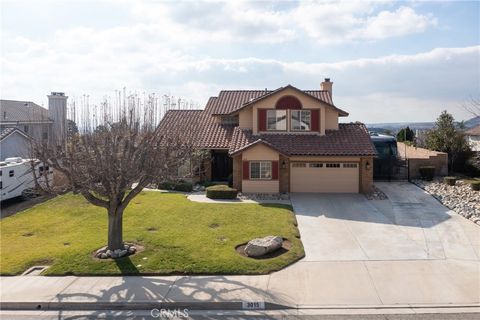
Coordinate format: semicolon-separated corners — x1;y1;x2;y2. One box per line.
32;93;201;257
462;96;480;117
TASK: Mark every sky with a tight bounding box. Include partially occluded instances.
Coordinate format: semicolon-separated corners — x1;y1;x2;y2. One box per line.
1;0;479;123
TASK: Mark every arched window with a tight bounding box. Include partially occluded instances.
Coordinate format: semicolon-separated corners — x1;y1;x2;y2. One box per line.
275;95;302;109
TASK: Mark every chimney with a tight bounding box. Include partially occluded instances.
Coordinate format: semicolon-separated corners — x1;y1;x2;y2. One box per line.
48;92;68;146
320;78;333;97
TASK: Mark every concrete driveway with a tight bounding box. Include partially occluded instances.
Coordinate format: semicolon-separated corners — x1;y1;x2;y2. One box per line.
291;182;480;262
272;181;480;306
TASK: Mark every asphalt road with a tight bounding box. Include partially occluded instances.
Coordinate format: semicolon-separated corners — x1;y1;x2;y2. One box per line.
1;310;479;320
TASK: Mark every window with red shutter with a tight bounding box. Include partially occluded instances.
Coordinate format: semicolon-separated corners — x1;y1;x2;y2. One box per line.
272;161;279;180
311;109;319;131
258;109;266;131
242;161;249;180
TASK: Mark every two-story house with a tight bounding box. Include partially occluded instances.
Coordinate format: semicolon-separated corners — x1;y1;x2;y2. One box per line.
0;92;68;160
159;79;377;193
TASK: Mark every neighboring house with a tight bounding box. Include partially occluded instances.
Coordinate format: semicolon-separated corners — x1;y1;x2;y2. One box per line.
0;127;32;160
466;125;480;152
0;92;68;160
159;79;377;194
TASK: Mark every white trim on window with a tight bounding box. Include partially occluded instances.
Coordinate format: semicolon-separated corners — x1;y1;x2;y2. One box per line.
266;110;287;131
291;110;311;131
250;161;272;180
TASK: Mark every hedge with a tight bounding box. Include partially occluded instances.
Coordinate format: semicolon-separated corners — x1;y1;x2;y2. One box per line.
443;176;457;186
419;166;435;181
158;181;193;192
206;185;238;199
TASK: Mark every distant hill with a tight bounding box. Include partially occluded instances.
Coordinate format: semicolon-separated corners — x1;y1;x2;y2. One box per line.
366;122;435;132
367;116;480;133
465;116;480;128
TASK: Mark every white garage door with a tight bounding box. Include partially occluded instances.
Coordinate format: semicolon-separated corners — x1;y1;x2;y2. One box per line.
290;162;359;193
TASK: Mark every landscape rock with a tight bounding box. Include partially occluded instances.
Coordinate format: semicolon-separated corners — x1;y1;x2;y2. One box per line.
239;193;290;201
365;185;388;200
96;244;138;259
244;235;283;257
412;178;479;224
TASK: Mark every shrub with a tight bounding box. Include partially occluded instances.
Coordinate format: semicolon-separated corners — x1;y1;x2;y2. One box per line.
419;166;435;181
158;181;193;192
202;180;215;188
206;185;238;199
173;182;193;192
443;176;457;186
471;181;480;191
158;181;174;190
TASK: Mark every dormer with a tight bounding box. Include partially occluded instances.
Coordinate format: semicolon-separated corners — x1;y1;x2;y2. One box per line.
233;82;348;135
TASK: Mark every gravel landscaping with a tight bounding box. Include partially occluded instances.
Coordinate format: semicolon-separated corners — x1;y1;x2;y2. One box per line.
412;178;480;225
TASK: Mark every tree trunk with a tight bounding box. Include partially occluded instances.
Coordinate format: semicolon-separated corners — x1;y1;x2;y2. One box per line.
108;208;124;251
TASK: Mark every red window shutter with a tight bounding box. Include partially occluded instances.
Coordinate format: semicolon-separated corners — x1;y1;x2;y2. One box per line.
243;161;250;180
258;109;266;131
311;109;319;131
272;161;279;180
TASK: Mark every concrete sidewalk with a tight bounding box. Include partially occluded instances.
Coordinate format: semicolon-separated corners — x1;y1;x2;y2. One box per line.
1;258;479;311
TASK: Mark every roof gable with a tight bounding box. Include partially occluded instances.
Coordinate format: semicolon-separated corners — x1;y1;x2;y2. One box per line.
229;85;348;116
0;127;32;142
204;85;347;116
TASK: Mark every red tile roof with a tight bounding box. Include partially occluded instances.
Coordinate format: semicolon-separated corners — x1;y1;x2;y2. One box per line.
158;110;234;149
204;85;347;116
229;123;377;157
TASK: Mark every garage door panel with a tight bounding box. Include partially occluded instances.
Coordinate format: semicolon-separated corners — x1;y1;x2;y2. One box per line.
291;163;359;193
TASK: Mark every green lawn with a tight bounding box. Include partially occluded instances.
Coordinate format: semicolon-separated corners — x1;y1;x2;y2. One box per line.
0;192;304;275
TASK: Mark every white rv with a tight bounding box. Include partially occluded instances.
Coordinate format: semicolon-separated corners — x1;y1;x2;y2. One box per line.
0;157;53;201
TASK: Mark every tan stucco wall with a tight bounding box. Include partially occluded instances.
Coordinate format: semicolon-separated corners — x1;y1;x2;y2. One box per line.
397;142;448;177
325;108;339;130
241;144;280;193
242;180;279;193
242;144;279;161
235;87;339;135
238;107;253;128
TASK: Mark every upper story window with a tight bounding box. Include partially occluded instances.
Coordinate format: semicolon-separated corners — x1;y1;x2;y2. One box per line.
291;110;311;131
267;110;287;131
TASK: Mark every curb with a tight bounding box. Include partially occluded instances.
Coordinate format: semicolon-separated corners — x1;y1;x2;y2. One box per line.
0;301;291;311
2;302;480;313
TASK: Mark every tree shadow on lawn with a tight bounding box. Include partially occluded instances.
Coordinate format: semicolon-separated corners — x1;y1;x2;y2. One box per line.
53;274;290;320
114;256;139;274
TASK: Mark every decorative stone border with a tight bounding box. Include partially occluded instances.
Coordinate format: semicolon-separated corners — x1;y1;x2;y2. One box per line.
412;179;480;225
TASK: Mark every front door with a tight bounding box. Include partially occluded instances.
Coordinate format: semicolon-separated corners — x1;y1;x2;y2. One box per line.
211;151;232;181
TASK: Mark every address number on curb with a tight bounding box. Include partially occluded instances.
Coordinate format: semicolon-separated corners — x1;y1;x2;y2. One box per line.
242;301;265;310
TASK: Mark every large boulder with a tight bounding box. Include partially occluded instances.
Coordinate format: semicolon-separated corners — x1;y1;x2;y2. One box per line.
244;236;283;257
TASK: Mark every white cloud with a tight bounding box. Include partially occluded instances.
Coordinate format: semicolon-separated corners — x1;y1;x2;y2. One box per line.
0;1;475;123
125;0;436;44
